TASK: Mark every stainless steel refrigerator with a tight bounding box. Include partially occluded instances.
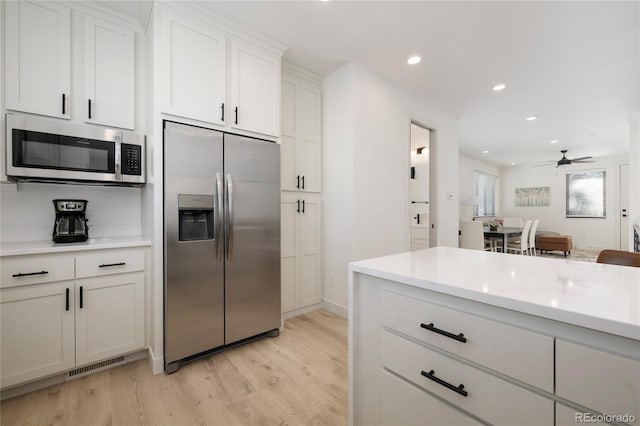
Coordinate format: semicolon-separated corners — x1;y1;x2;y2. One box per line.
163;121;280;373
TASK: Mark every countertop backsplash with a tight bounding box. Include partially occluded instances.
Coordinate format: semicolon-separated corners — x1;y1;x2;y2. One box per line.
0;182;142;243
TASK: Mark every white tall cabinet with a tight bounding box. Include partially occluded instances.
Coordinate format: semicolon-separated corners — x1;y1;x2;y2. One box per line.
5;1;71;119
280;63;323;316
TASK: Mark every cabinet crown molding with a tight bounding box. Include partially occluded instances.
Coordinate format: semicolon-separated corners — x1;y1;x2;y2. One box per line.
283;60;323;85
59;1;146;33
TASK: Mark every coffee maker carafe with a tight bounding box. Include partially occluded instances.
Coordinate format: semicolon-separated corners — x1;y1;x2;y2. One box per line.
52;199;89;243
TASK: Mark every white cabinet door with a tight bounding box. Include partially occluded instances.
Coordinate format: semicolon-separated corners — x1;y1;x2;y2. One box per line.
84;16;134;129
299;197;321;306
75;272;145;365
160;9;226;125
281;74;298;191
298;82;322;193
230;40;280;137
1;281;75;388
281;197;299;313
5;1;70;119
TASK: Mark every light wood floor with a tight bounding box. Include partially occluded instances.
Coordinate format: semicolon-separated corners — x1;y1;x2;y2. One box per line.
1;309;348;426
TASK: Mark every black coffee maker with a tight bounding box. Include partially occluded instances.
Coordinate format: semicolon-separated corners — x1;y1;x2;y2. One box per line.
52;199;89;243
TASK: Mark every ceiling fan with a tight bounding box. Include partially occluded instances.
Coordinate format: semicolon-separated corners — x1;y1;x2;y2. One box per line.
534;150;595;167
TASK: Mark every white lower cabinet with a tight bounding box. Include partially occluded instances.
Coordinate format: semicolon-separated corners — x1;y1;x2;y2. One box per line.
0;281;75;388
0;247;147;389
75;273;145;365
281;192;321;313
556;403;608;426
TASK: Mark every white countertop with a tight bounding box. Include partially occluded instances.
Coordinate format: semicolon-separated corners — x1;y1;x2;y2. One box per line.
0;237;152;256
350;247;640;341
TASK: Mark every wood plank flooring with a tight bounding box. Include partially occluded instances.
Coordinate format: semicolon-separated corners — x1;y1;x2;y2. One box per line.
1;309;347;426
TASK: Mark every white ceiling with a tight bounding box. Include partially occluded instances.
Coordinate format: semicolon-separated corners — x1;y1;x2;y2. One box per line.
98;1;639;168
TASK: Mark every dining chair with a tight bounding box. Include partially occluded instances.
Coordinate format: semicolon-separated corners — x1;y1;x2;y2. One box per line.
502;218;523;228
507;220;532;255
528;219;539;256
596;250;640;267
460;220;494;251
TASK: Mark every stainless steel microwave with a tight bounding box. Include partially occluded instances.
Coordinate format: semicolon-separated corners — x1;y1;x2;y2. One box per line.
6;114;145;186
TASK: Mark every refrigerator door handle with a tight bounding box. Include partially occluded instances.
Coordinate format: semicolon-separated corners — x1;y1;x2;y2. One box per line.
226;174;235;260
215;172;224;261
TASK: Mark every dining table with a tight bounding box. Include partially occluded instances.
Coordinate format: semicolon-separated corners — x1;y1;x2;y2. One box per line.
484;226;523;253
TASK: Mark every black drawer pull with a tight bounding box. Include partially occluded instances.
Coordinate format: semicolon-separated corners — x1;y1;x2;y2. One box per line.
65;288;70;311
421;370;468;397
79;286;84;309
98;262;126;268
12;270;49;278
421;322;467;343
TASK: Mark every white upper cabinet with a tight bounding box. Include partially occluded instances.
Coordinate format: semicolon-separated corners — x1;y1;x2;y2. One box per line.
229;39;281;137
5;1;71;119
160;8;226;126
84;16;135;129
281;67;322;192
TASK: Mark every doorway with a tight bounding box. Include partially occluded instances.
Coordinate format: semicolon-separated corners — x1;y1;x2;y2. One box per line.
409;123;431;250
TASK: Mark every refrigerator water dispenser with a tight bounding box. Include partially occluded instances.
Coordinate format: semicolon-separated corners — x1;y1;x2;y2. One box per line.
178;194;214;241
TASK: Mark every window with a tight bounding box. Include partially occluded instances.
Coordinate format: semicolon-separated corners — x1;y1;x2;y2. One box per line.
473;171;497;217
566;170;606;218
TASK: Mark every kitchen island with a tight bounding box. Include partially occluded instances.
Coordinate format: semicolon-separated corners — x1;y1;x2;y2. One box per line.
349;247;640;426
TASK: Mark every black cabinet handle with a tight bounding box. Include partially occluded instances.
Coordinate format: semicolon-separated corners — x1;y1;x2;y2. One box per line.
79;286;84;309
420;322;467;343
302;200;305;213
301;176;305;190
421;370;468;397
221;103;225;121
98;262;126;268
12;270;48;278
297;200;300;213
296;175;300;189
88;99;92;119
65;288;70;311
62;93;66;115
234;107;238;124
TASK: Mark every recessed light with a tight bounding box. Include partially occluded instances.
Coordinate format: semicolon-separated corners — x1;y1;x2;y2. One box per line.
482;150;489;154
511;162;517;166
492;83;506;91
407;55;421;65
526;115;538;121
549;139;559;144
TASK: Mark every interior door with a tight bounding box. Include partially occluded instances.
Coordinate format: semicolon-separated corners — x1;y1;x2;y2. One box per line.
164;122;224;367
620;164;629;250
224;134;281;344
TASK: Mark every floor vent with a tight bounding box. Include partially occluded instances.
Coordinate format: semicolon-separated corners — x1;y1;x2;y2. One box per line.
66;356;126;379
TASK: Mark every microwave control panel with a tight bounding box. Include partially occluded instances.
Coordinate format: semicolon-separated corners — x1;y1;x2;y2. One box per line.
121;144;142;176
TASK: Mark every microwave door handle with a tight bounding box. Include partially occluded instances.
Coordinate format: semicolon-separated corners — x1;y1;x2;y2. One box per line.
215;173;224;261
115;137;122;181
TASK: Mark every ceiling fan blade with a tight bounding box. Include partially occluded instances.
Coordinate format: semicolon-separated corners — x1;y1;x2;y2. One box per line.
572;159;596;163
570;156;593;162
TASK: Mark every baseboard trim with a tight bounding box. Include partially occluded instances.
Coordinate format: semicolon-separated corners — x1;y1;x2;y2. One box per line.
148;347;164;375
282;303;323;320
321;299;348;318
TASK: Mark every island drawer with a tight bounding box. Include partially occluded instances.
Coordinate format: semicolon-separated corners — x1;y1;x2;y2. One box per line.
1;254;74;288
381;330;554;426
556;339;640;421
556;403;607;426
380;290;554;392
378;368;482;426
75;248;145;278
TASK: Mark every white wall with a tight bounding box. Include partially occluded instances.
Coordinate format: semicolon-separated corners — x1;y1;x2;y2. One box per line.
322;63;459;310
459;154;501;221
500;155;628;249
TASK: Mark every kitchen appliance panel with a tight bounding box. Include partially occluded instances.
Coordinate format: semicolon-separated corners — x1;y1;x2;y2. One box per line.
164;122;225;365
224;134;281;344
